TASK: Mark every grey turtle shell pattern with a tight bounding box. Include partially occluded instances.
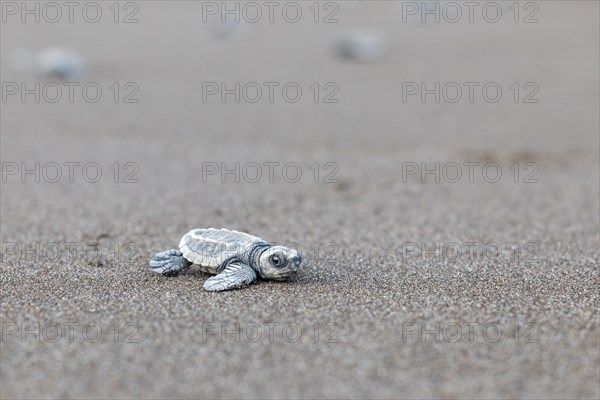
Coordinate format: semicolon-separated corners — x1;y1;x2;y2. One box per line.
179;228;266;273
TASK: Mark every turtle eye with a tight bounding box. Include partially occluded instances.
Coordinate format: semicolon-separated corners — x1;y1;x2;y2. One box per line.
270;255;281;266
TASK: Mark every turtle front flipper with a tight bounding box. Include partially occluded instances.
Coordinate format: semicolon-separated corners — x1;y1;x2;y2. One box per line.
150;249;191;276
204;261;256;292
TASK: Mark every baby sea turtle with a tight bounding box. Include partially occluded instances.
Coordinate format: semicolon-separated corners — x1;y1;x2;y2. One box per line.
10;47;84;79
150;228;301;292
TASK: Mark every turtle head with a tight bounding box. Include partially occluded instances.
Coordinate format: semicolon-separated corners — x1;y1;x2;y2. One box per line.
257;246;301;281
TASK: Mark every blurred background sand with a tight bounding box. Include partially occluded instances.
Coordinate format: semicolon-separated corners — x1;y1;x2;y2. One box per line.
1;1;598;398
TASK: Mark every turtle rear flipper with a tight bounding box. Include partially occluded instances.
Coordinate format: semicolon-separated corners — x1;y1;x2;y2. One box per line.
150;249;191;276
203;261;256;292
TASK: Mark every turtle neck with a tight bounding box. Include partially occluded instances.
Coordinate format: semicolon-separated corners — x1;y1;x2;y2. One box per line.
248;242;271;273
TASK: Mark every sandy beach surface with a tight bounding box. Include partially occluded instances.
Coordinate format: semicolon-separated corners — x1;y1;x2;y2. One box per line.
1;2;598;398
